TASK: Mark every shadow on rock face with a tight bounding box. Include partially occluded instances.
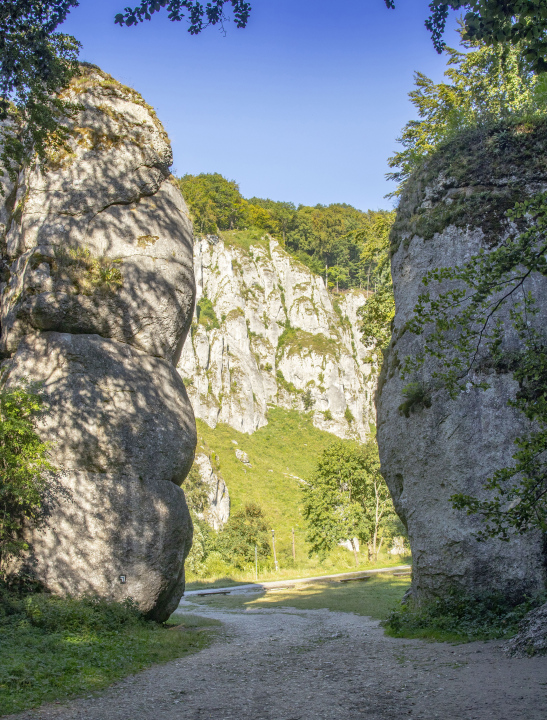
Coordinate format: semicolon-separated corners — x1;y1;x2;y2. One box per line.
0;67;197;621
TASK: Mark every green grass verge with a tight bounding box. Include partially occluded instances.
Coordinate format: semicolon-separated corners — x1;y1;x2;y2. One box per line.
382;591;546;643
192;407;409;586
188;574;411;620
0;594;220;716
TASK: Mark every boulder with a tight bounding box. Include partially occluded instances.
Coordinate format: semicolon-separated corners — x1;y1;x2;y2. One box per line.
2;65;194;364
505;602;547;657
1;66;197;621
377;122;547;602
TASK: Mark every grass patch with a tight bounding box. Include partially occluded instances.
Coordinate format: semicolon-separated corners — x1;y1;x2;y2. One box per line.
188;574;411;620
383;591;546;643
191;408;410;586
220;229;270;253
0;593;217;716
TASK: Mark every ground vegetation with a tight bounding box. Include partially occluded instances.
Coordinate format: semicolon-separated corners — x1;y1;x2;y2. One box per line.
0;590;218;715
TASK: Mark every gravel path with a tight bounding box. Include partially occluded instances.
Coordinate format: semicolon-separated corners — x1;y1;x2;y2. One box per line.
9;597;547;720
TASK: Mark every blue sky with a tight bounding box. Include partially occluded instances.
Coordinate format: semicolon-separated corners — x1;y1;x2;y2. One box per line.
61;1;462;210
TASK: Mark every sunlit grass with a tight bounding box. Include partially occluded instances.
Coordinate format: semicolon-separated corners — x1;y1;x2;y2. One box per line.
0;598;219;716
191;407;411;587
188;574;411;620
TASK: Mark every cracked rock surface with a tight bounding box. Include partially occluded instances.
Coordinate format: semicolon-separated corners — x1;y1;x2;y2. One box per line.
1;65;196;620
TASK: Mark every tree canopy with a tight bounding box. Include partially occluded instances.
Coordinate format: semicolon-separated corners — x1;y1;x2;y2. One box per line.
385;0;547;72
388;30;545;194
302;439;395;565
178;172;394;292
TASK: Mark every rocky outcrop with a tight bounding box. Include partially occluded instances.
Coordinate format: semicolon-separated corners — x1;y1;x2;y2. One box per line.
177;236;376;440
377;122;547;603
505;601;547;657
194;453;230;531
1;65;196;621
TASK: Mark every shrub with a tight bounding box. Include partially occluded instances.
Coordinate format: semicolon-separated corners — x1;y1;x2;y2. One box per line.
384;591;546;641
344;406;355;424
216;503;271;569
196;295;219;329
302;389;314;411
0;383;57;579
398;382;432;418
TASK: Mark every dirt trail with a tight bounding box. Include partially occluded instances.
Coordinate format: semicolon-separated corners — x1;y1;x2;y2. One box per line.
9;597;547;720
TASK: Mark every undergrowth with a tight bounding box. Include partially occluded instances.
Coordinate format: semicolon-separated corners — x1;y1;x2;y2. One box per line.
0;589;216;715
383;590;546;642
53;246;123;295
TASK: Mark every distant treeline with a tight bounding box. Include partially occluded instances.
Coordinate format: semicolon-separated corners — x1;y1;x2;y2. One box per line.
177;173;393;292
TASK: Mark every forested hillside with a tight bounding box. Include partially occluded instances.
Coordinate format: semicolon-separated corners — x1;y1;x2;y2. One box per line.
177;173;393;293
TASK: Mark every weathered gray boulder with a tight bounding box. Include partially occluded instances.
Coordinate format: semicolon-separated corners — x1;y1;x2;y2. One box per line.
377;122;547;603
1;66;196;621
2;65;194;364
505;602;547;657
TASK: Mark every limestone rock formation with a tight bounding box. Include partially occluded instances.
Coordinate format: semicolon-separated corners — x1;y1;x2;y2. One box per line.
177;236;377;440
194;453;230;531
505;601;547;657
1;66;196;621
377;123;547;602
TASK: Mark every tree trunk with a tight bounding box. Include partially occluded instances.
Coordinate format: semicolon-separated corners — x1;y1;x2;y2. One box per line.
350;538;359;567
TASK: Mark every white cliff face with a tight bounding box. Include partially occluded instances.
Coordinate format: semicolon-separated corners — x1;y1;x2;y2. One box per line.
177;236;377;440
194;453;230;531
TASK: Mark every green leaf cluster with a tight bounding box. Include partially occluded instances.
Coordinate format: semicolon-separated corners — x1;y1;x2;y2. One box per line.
386;1;547;74
0;1;81;182
0;382;57;578
388;29;544;194
302;439;395;563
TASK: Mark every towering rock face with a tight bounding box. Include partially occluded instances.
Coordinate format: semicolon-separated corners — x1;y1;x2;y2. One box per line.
178;236;376;440
1;66;196;621
377;122;547;602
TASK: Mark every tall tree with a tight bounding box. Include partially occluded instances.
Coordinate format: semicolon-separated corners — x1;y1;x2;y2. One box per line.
302;440;394;566
387;32;542;194
385;0;547;72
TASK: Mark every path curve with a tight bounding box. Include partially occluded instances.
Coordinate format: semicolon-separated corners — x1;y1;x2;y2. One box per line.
8;598;547;720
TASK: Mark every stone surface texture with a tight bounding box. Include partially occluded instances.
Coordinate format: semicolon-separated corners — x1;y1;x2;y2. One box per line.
193;453;230;531
177;236;377;440
377;124;547;603
506;601;547;657
1;66;196;621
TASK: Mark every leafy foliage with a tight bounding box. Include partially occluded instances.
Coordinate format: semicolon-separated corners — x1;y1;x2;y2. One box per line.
196;294;220;330
402;191;547;539
302;439;395;563
0;1;81;182
216;502;271;569
115;0;251;33
179;172;394;291
0;383;57;578
384;590;546;642
357;210;395;358
388;30;544;194
385;0;547;73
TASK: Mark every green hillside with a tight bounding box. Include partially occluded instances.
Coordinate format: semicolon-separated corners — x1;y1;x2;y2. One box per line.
190;408;408;586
